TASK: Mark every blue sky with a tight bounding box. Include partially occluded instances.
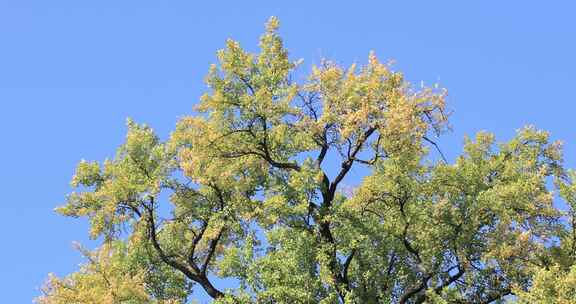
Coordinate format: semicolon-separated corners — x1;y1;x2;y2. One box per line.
1;1;575;303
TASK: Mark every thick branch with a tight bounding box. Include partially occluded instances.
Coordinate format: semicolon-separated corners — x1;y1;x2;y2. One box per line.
144;198;224;299
399;274;431;304
201;228;224;275
187;221;208;266
316;126;330;165
434;266;465;294
342;249;356;287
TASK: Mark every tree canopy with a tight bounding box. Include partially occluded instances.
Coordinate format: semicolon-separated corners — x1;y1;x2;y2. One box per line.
38;17;576;304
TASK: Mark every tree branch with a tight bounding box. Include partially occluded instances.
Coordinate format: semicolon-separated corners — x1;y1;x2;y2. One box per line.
423;136;447;163
201;228;224;275
329;127;376;198
144;197;225;299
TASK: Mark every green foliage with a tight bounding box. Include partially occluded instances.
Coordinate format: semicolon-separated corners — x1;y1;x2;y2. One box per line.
514;265;576;303
36;241;191;304
39;17;576;303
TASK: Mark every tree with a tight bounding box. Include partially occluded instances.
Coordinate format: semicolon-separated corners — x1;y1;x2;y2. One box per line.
38;17;576;303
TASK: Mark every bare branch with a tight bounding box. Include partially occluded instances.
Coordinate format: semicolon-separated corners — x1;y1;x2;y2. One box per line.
423;136;447;163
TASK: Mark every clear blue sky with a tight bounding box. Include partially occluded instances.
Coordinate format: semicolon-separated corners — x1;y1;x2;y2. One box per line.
1;1;575;303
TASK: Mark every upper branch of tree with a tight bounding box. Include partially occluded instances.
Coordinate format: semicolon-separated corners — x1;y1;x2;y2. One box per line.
328;126;377;201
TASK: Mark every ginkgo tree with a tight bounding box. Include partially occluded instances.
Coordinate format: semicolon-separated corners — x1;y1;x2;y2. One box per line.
38;17;576;304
